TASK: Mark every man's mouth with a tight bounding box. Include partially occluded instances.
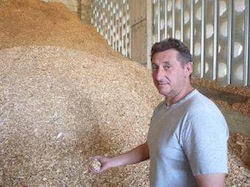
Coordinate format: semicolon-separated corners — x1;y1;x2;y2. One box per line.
157;82;169;86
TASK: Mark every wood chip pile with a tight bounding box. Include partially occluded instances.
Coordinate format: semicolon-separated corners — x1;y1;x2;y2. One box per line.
0;0;123;59
192;79;250;116
0;0;249;186
0;46;159;186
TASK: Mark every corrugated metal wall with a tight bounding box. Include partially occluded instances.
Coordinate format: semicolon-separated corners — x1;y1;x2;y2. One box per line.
91;0;149;65
91;0;131;57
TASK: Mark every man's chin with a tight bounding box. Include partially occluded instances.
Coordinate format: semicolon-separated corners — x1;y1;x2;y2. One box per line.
157;89;169;96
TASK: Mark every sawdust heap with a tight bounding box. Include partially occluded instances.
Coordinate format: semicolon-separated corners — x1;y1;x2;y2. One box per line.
0;46;159;186
0;0;121;59
0;0;249;186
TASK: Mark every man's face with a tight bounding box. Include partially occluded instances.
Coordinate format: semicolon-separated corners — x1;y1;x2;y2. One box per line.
151;49;192;98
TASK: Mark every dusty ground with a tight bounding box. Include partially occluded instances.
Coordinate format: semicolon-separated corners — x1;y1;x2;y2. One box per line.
0;0;249;186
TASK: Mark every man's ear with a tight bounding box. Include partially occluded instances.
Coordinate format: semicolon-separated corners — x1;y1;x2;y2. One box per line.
184;62;193;77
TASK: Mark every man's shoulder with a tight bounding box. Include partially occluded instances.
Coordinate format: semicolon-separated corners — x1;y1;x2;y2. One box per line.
187;90;219;111
184;90;226;122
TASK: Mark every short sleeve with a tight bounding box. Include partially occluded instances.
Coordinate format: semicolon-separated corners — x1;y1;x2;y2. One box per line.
181;113;229;175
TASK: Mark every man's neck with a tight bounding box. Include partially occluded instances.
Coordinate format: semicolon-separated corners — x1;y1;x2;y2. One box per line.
165;85;194;106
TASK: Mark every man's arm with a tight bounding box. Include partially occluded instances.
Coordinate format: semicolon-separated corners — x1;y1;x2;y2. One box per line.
90;142;149;173
194;173;226;187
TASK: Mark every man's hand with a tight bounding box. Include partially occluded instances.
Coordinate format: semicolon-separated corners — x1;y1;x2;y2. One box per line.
88;156;111;173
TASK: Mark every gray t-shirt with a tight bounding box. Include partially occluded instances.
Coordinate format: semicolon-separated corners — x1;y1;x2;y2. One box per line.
147;89;229;187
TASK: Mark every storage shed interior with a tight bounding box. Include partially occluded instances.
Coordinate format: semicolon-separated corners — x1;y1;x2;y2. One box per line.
0;0;249;186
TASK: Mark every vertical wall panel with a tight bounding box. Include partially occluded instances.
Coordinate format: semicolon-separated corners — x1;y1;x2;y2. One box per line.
244;0;249;86
129;0;147;64
227;0;234;84
42;0;92;23
200;0;206;78
213;0;219;80
92;0;131;58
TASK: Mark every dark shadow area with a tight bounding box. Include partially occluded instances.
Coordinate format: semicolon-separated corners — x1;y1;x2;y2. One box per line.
194;85;249;105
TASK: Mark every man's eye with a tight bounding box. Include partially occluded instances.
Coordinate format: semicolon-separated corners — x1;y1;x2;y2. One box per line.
163;65;171;70
152;65;158;71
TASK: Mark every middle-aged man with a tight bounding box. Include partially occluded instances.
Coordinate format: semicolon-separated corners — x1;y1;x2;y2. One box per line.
90;38;229;187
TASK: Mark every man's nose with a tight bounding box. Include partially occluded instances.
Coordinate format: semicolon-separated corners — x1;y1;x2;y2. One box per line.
154;68;165;81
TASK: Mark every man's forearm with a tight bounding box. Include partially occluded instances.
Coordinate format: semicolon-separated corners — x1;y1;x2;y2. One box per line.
109;142;149;168
195;173;226;187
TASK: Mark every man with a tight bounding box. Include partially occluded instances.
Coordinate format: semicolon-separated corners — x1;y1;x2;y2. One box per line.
90;38;229;187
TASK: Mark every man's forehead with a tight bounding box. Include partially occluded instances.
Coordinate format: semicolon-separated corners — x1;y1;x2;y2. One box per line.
152;49;179;62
